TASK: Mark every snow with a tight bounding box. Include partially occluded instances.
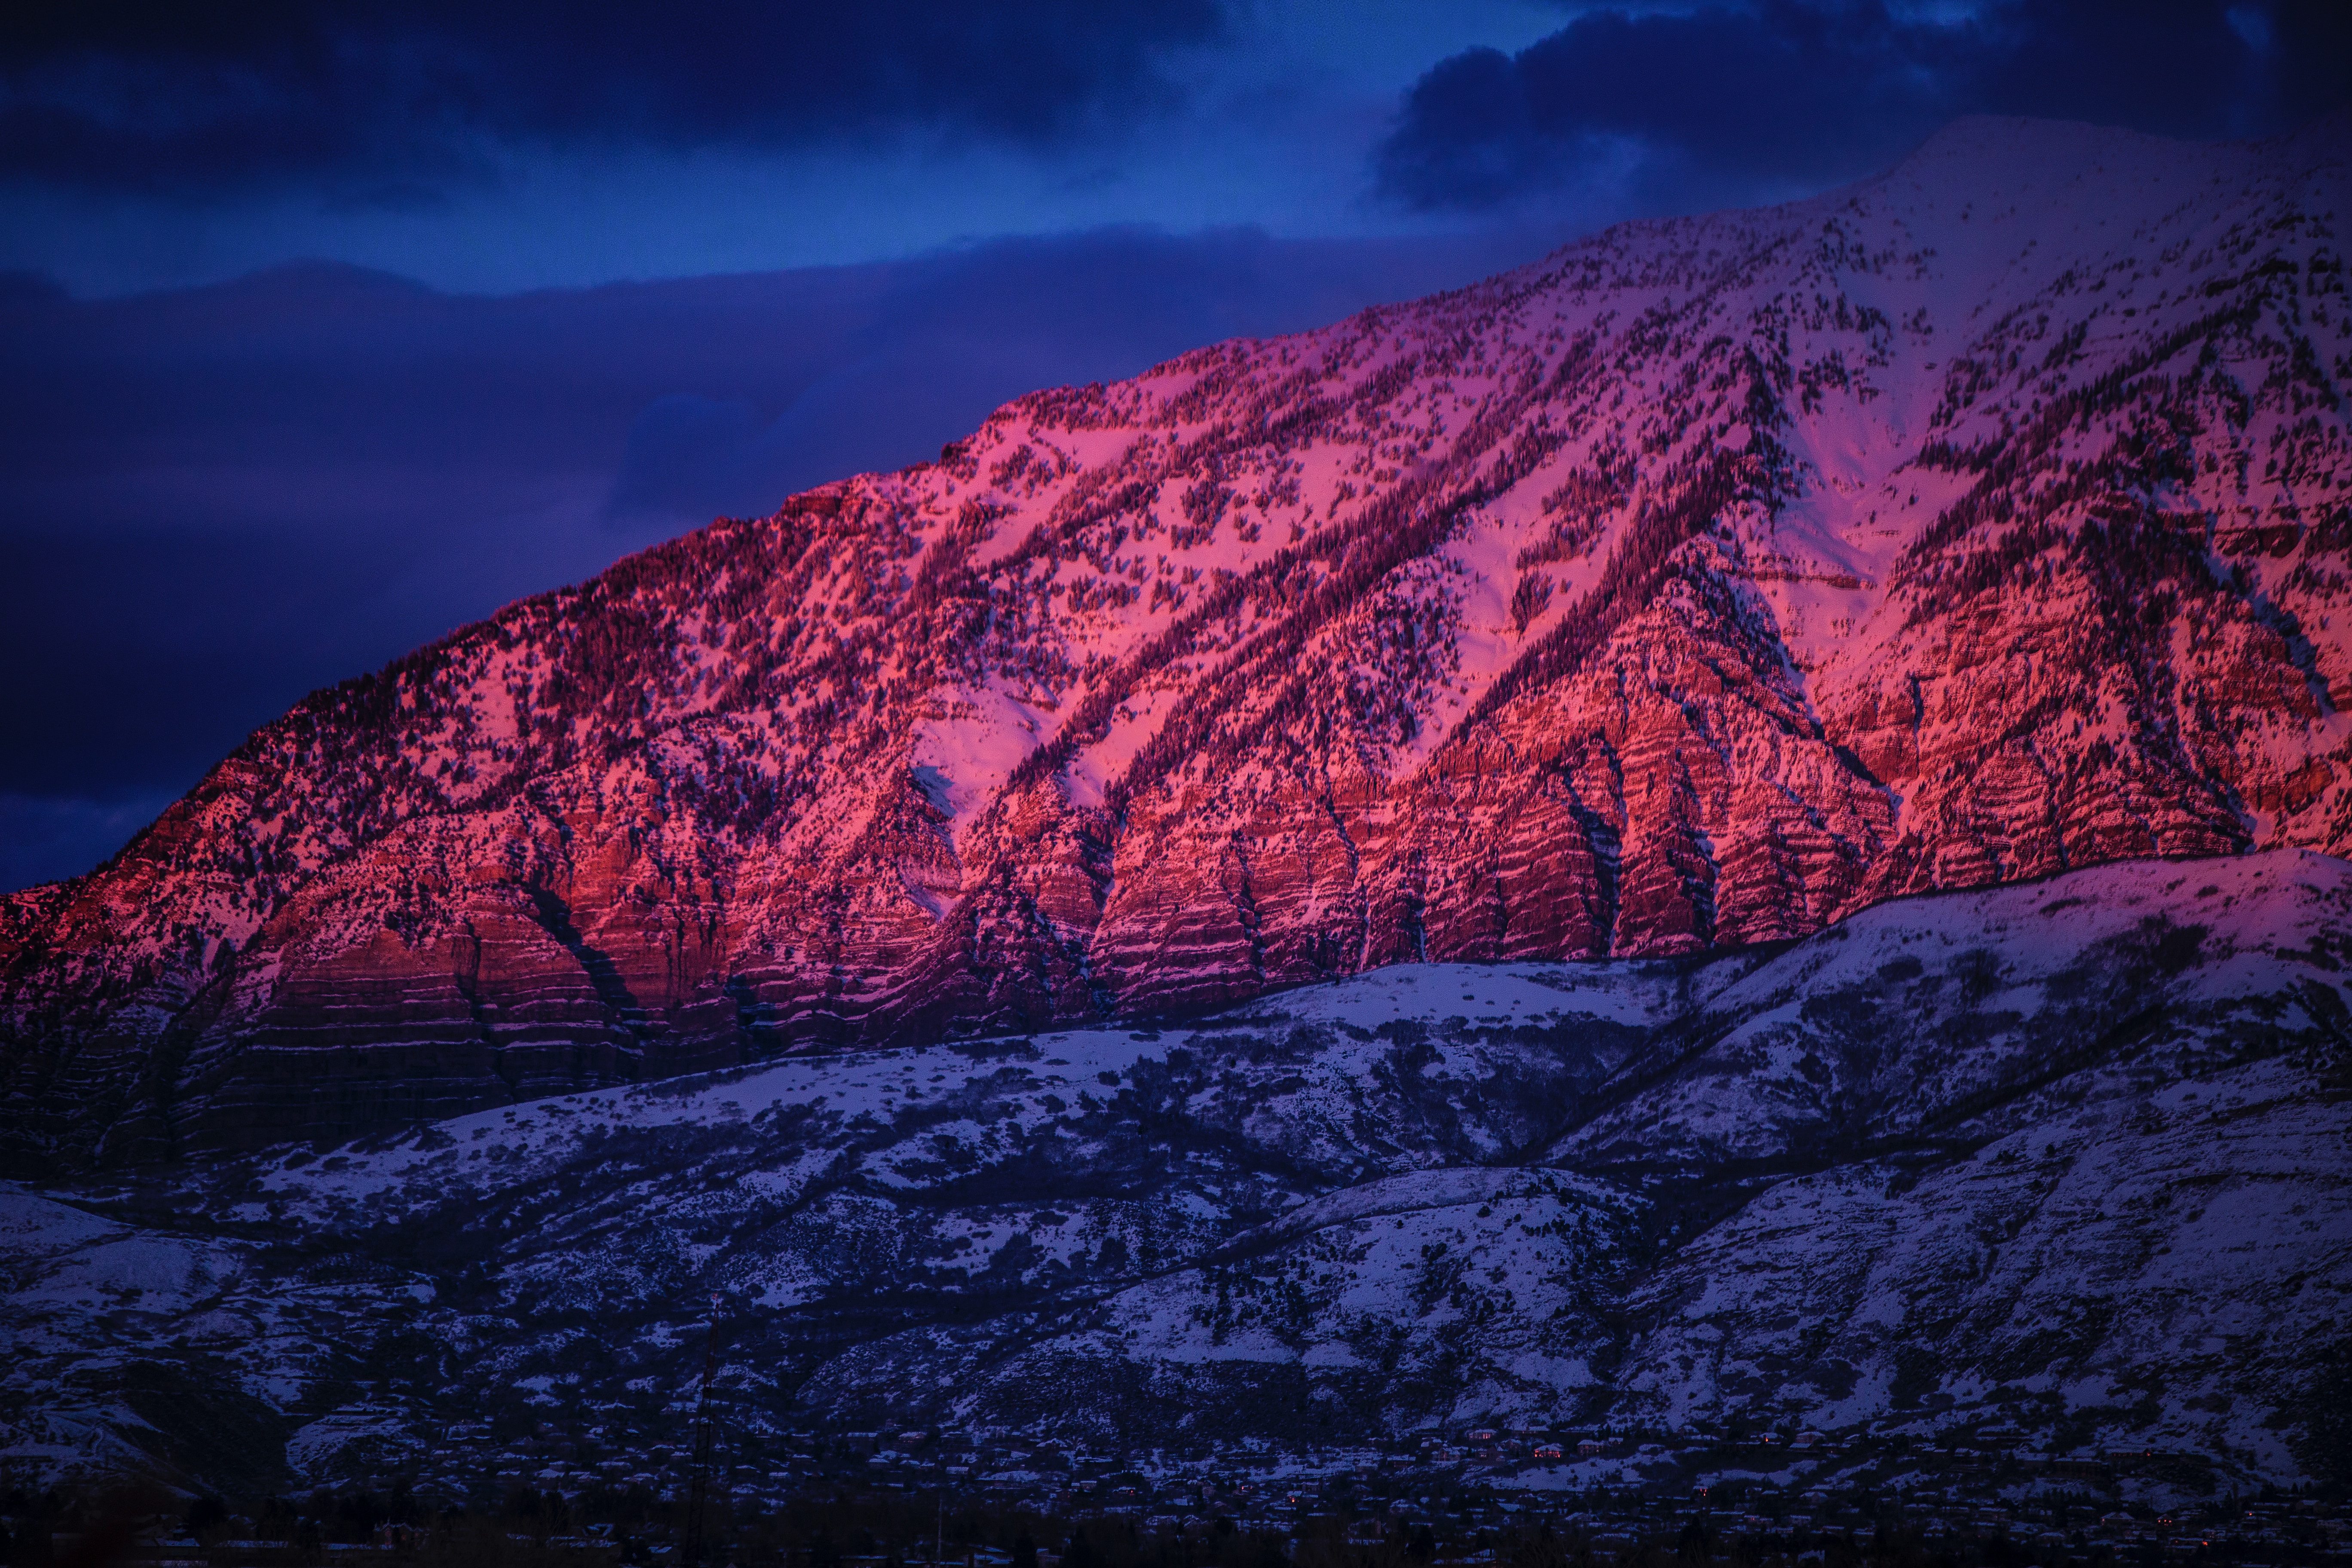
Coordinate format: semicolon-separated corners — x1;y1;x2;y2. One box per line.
8;851;2338;1494
911;680;1055;832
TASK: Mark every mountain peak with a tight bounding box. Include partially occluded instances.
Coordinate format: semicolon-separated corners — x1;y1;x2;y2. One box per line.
4;112;2349;1170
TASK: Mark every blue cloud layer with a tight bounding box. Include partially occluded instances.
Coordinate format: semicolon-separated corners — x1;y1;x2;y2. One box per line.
0;0;1225;198
1377;0;2348;211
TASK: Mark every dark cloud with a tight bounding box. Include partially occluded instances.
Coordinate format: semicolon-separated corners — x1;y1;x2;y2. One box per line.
0;225;1531;891
1377;0;2351;211
0;0;1225;198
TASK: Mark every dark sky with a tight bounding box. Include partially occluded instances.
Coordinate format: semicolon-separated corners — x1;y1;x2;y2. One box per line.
2;0;2345;892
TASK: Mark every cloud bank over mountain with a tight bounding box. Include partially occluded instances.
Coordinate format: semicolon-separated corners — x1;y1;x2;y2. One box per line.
0;0;1226;199
1378;0;2350;212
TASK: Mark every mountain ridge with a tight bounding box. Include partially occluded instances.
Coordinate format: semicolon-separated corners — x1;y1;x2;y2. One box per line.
3;110;2349;1169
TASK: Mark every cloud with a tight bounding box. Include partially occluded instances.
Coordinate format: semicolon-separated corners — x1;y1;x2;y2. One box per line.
0;0;1227;199
0;225;1529;892
1375;0;2350;211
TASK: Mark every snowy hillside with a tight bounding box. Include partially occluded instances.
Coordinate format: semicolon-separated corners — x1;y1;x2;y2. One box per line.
3;111;2349;1166
4;853;2346;1495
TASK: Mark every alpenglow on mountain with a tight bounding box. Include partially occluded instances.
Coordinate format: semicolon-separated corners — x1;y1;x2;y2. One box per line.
3;113;2350;1169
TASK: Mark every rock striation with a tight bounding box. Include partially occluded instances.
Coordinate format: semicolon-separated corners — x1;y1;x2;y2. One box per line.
3;113;2350;1167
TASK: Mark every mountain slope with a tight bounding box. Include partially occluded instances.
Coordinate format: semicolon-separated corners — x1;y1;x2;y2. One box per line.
4;113;2351;1167
3;853;2347;1494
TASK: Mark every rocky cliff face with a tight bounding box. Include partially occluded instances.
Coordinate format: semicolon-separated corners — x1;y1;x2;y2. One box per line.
4;854;2348;1493
3;114;2349;1167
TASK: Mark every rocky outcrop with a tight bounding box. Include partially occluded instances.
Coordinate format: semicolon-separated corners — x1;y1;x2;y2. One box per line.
4;113;2350;1167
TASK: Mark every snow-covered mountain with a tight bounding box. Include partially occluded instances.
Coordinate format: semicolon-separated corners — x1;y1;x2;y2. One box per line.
5;853;2347;1495
3;113;2350;1168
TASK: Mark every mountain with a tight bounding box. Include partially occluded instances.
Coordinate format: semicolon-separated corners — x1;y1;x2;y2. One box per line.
4;853;2348;1496
3;113;2351;1170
